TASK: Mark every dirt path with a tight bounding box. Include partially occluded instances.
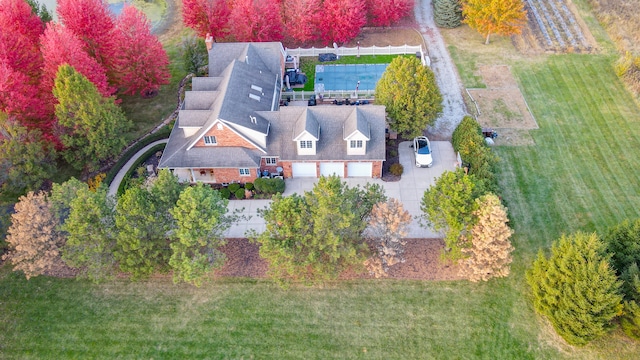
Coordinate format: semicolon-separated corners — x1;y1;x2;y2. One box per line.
414;0;469;139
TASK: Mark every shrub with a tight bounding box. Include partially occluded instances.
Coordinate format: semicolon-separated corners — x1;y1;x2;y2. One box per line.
390;150;398;158
228;183;241;193
219;188;231;199
390;163;404;176
254;178;285;195
234;189;245;199
244;182;254;191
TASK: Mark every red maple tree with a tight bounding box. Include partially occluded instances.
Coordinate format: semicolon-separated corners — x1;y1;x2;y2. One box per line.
40;23;114;101
183;0;231;39
366;0;414;27
56;0;119;83
228;0;283;42
0;60;48;127
113;6;170;97
282;0;322;44
0;0;45;80
318;0;367;45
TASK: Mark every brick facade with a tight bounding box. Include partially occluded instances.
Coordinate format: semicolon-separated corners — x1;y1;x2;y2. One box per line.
193;122;257;149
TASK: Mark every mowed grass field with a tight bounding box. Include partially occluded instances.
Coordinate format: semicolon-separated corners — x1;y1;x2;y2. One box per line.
2;52;640;358
3;4;640;357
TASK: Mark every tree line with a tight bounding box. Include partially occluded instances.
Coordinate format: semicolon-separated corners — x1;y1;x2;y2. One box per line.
183;0;415;45
0;0;170;196
4;117;515;287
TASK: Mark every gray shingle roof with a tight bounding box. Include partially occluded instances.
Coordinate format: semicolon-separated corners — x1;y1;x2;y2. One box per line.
343;108;371;140
293;109;319;140
258;105;386;161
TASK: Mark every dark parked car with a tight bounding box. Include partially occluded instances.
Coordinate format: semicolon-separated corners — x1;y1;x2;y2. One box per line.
318;53;337;62
285;69;307;86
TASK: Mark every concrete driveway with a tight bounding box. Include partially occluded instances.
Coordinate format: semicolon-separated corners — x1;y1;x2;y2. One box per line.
225;141;457;238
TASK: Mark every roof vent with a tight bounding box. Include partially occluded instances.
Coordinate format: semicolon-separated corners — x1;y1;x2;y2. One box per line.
249;93;260;101
250;116;257;124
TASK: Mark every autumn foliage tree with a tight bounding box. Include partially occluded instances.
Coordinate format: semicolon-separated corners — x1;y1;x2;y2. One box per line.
182;0;231;39
2;191;65;279
0;0;48;127
462;0;527;44
228;0;284;42
41;23;114;99
113;6;170;96
366;0;414;27
282;0;322;43
57;0;119;80
459;193;514;282
319;0;367;44
366;198;412;277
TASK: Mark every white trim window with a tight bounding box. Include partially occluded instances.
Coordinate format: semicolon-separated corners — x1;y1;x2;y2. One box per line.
300;140;313;149
239;168;250;176
265;157;278;165
203;135;217;145
350;140;363;148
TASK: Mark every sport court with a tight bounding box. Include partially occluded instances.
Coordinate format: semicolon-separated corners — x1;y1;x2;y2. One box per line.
314;64;388;93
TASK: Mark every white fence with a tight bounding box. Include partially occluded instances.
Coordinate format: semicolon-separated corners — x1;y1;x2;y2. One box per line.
281;90;376;101
285;44;430;67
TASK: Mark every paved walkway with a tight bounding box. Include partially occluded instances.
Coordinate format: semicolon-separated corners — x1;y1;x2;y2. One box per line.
108;139;169;197
225;141;457;238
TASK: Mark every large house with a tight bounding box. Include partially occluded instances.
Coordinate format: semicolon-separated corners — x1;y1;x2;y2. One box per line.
158;42;386;184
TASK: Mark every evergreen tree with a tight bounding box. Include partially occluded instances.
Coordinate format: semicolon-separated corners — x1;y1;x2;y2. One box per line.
62;185;117;282
52;64;130;171
526;232;623;345
255;176;386;286
375;56;443;138
0;113;56;197
420;169;481;260
603;219;640;339
434;0;462;28
169;183;231;286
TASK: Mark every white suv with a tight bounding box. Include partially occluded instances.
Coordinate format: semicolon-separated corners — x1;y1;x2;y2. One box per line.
413;136;433;168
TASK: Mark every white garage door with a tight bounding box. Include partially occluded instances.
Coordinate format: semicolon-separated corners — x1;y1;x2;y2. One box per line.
292;163;317;177
347;162;372;177
320;162;344;177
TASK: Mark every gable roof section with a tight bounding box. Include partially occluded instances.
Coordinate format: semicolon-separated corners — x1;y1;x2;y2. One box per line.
343;108;371;140
158;118;263;168
260;105;386;161
178;110;214;128
293;108;320;141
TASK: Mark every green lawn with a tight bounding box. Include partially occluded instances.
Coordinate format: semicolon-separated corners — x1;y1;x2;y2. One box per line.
4;13;640;359
2;54;640;359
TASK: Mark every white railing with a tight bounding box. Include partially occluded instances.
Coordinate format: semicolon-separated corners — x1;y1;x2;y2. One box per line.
281;90;376;101
285;44;430;67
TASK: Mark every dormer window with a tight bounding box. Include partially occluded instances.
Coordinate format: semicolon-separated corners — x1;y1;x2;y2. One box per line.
350;140;363;148
204;135;217;145
300;140;313;149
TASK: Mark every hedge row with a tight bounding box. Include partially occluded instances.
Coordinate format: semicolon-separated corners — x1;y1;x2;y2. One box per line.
117;143;167;196
451;116;499;193
105;125;172;186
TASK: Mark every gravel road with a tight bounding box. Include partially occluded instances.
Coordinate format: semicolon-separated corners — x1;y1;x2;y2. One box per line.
414;0;469;139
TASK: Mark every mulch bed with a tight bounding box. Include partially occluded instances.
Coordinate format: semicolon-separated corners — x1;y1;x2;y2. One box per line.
215;238;461;281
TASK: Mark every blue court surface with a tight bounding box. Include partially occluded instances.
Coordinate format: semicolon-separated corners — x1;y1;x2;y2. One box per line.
314;64;388;92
